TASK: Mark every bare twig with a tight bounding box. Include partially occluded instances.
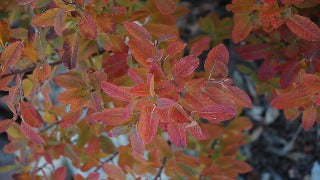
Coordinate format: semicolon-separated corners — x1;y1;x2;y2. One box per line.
94;152;119;172
154;157;166;180
0;60;62;79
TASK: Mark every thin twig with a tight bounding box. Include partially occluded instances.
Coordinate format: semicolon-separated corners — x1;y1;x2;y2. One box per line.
282;124;302;154
40;121;61;133
0;60;62;79
94;152;119;172
154;157;166;180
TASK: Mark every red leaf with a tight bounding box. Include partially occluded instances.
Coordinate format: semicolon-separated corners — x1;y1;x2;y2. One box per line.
123;22;152;42
167;121;186;148
102;163;126;179
90;108;131;125
285;15;320;41
21;122;45;144
279;61;301;89
199;104;237;122
31;8;60;27
130;84;150;97
226;86;252;108
190;37;211;57
101;81;132;101
54;9;65;36
187;123;210;140
166;41;186;57
62;36;78;70
156;98;176;109
153;0;176;15
54;167;66;180
235;44;273;61
138;105;159;144
204;44;229;79
60;110;82;128
102;53;128;77
271;90;312;109
170;104;190;123
79;12;97;40
232;14;253;43
302;105;316;130
21;101;43;128
129;128;145;156
172;55;199;79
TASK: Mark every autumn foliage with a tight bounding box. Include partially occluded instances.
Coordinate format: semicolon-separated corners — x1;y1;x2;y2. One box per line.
0;0;319;179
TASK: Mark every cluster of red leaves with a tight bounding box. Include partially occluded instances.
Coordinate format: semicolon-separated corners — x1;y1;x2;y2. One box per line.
227;0;320;130
0;0;253;179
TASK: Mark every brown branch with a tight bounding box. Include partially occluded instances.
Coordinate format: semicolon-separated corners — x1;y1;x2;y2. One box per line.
154;157;166;180
94;152;119;172
0;60;62;79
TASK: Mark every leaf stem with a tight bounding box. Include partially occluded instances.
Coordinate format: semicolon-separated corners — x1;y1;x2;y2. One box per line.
154;157;166;180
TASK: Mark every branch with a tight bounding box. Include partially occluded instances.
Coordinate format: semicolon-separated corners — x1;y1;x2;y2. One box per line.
0;60;62;79
94;152;119;172
154;157;166;180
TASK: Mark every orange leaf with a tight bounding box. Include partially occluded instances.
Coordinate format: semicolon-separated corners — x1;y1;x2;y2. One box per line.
172;55;199;80
3;141;21;154
301;74;320;95
102;163;126;179
271;90;312;109
54;9;65;36
199;104;237;122
187;123;210;140
33;64;51;82
138;105;159;144
130;128;145;156
1;41;23;66
0;20;11;46
232;14;253;43
21;101;43;128
31;8;60;27
101;81;132;101
90;108;131;125
190;37;211;57
21;122;45;144
285;15;320;41
54;71;86;89
128;38;155;67
60;110;82;128
79;12;97;40
96;14;116;34
0;119;11;133
204;44;229;79
167;120;186;148
153;0;176;15
226;86;252;108
302;105;316;130
62;36;78;69
123;21;152;42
